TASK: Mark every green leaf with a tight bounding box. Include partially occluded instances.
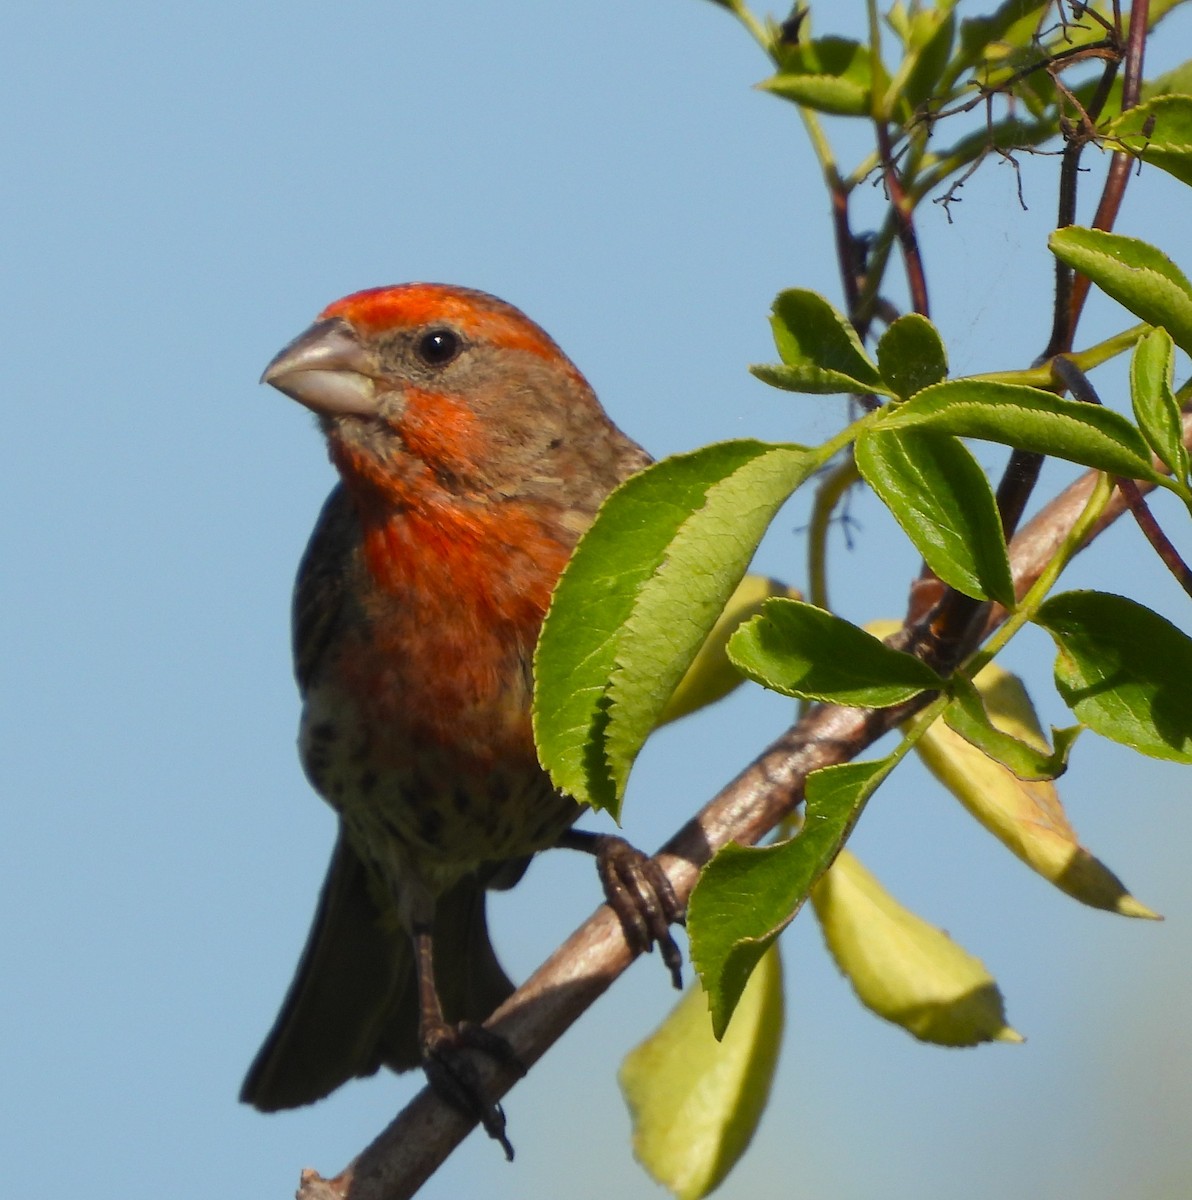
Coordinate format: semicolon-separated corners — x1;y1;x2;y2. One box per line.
1131;326;1189;482
877;378;1160;480
1035;591;1192;763
658;574;797;727
1140;59;1192;103
811;849;1021;1046
958;2;1058;113
855;428;1015;605
1107;95;1192;188
1049;227;1192;356
534;441;818;817
752;289;885;395
885;0;914;43
619;946;783;1200
761;37;874;117
876;314;948;400
727;598;943;705
956;0;1051;75
944;675;1077;780
887;5;957;118
689;756;896;1036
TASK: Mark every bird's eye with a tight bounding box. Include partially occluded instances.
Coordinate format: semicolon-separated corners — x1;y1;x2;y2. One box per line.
416;327;462;367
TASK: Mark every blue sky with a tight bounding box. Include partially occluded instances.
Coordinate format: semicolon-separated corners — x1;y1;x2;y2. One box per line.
4;3;1192;1198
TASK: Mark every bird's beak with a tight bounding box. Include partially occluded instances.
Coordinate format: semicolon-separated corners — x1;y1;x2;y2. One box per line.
261;317;378;417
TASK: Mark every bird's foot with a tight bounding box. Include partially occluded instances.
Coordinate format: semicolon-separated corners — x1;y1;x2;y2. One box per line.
421;1020;526;1161
560;830;685;989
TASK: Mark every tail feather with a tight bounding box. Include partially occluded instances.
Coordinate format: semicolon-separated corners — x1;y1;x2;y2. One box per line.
240;832;515;1111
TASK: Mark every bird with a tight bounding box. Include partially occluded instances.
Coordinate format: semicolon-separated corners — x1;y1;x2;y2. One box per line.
241;283;683;1157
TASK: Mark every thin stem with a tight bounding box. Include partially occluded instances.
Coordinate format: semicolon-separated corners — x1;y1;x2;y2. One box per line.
806;455;861;612
1045;22;1125;358
720;0;770;50
892;689;952;754
992;451;1044;540
968;324;1148;386
1120;0;1149;112
866;0;882;74
875;119;930;317
851;207;900;331
830;179;864;323
991;31;1127;555
968;472;1115;676
799;107;844;189
1044;118;1090;358
1051;351;1112;406
1117;478;1192;598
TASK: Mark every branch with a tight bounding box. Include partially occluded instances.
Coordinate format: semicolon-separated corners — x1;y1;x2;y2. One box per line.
875;120;930;318
293;412;1192;1200
1067;0;1149;329
989;23;1128;579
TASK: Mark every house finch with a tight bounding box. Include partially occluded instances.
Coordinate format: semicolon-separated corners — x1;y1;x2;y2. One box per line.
241;284;682;1157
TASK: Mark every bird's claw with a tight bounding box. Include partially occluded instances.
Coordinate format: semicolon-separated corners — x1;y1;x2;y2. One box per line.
421;1020;526;1161
593;835;686;989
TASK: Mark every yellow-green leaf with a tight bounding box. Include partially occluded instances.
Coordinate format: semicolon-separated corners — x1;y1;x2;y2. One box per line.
1131;327;1189;481
620;945;784;1200
761;37;874;117
811;850;1021;1046
1038;590;1192;763
1049;227;1192;356
753;288;885;395
658;575;799;726
1107;94;1192;187
917;663;1160;919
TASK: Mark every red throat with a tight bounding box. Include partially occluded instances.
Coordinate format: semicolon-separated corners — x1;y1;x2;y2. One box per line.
338;498;571;761
359;500;569;632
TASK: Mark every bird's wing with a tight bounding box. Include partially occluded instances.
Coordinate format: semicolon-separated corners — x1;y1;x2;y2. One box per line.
292;484;360;695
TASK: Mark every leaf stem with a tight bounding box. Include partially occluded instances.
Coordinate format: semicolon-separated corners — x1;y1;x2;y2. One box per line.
967;324;1148;387
718;0;770;51
799;107;844;190
807;455;861;612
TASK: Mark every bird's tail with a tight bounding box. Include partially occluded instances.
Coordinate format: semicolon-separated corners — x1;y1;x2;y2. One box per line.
240;833;515;1111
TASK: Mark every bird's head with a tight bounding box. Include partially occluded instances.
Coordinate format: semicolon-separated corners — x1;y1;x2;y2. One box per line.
261;284;635;511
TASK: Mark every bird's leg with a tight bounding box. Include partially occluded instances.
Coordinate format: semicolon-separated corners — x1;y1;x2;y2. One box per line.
556;829;685;989
412;924;523;1161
